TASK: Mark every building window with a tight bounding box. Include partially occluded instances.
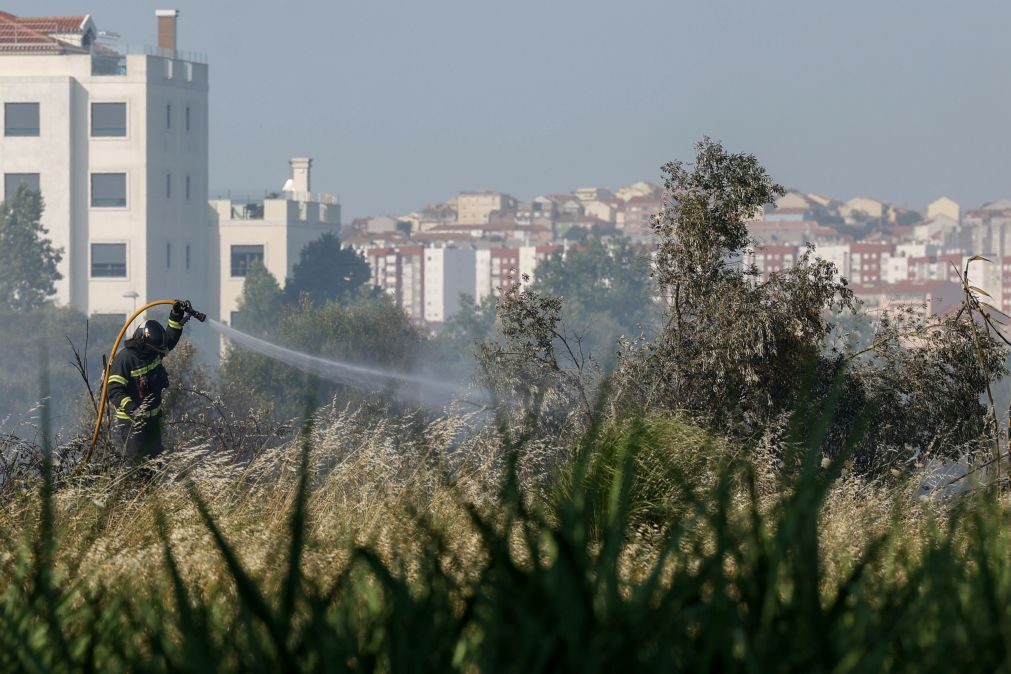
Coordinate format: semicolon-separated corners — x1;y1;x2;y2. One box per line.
166;173;172;198
166;103;172;129
91;243;127;278
185;175;191;200
91;102;126;137
166;242;172;269
91;173;127;207
4;103;39;136
185;244;191;270
165;59;174;79
230;311;241;328
230;245;264;277
185;106;191;132
4;173;40;199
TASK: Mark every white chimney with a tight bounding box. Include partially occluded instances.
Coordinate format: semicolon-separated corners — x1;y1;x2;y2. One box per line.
289;158;312;193
156;9;179;51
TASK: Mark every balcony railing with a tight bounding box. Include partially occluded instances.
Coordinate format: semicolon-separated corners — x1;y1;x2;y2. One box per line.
91;44;208;77
211;190;341;206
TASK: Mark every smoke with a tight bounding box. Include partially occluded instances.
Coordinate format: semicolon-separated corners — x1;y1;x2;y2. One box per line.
206;320;471;407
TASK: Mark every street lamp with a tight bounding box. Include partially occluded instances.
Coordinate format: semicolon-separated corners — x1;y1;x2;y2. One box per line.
122;290;139;313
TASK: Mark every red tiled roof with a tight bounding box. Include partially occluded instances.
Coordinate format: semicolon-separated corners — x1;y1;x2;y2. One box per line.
0;12;90;54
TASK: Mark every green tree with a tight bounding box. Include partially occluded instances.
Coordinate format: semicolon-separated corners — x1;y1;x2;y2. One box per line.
0;184;63;312
615;137;1007;473
235;261;283;337
533;236;653;359
619;137;854;431
283;233;371;306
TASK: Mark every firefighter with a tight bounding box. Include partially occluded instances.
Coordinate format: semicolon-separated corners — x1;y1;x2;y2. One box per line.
105;300;191;462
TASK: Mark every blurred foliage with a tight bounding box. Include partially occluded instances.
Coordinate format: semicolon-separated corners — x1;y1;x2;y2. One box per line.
0;185;63;312
533;236;654;365
0;305;119;435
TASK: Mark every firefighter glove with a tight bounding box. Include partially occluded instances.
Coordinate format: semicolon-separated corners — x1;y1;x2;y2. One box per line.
170;300;190;325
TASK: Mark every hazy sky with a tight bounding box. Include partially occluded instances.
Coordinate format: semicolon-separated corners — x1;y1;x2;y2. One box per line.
8;0;1011;218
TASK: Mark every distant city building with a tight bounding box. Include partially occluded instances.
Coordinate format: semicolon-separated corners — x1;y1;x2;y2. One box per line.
840;197;885;223
774;192;812;210
574;186;614;202
621;195;662;238
615;181;660;202
926;196;960;223
456;191;516;224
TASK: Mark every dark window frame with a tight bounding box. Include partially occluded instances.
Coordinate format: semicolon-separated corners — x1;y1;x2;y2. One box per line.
90;102;127;137
91;173;127;208
90;242;127;278
4;102;40;136
230;244;264;278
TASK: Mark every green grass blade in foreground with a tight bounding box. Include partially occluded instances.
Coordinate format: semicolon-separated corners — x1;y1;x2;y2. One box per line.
155;507;218;671
187;481;290;665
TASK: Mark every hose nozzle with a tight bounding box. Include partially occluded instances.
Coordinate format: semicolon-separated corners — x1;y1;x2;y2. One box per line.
179;299;207;323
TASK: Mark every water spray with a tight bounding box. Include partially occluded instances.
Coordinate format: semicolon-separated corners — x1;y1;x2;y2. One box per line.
206;319;467;402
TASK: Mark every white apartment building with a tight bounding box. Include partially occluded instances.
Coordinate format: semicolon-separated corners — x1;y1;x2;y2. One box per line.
210;158;341;324
0;10;210;322
423;247;477;322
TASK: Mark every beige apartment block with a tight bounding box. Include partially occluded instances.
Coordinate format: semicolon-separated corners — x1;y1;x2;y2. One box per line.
926;196;960;223
0;10;210;323
210;158;341;324
574;186;614;202
456;191;516;224
582;199;617;224
774;192;810;210
840;197;885;222
615;181;660;202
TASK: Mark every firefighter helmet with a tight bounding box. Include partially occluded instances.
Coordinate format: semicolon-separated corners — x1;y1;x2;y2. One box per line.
133;320;168;354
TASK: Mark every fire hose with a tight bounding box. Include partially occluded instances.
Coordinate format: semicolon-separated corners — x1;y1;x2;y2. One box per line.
83;299;206;465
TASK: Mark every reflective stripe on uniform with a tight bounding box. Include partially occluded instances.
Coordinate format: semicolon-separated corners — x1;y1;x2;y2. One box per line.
115;406;160;421
167;319;184;330
119;396;132;410
130;357;162;378
108;374;128;385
